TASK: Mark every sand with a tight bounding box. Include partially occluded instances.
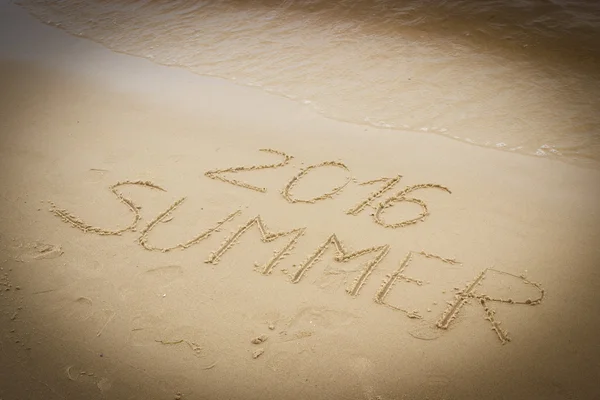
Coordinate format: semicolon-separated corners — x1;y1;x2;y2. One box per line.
1;2;600;400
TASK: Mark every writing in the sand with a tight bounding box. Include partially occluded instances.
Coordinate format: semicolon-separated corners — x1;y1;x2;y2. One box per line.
49;148;544;345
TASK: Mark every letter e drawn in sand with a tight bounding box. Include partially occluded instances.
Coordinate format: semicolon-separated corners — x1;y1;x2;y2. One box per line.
346;175;403;215
138;198;241;252
204;148;293;193
291;234;390;297
436;268;545;344
49;180;165;235
374;251;460;319
281;161;352;204
204;215;306;275
374;183;451;228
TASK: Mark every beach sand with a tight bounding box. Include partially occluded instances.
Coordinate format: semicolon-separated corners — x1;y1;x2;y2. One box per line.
1;2;600;399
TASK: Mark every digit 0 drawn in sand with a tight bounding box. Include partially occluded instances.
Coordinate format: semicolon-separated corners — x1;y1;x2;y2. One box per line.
204;148;293;193
49;180;165;235
436;268;545;344
374;251;460;319
291;234;390;297
281;161;352;204
346;175;403;215
374;183;452;228
204;216;306;275
138;198;240;252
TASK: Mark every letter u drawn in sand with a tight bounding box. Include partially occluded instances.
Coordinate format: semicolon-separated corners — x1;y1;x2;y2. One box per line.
137;198;241;252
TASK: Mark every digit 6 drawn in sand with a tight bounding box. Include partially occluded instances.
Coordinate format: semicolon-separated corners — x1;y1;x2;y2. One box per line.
374;184;452;228
281;161;352;204
204;148;293;193
49;180;165;235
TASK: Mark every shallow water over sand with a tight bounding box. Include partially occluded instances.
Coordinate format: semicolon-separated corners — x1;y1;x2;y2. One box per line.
18;0;600;167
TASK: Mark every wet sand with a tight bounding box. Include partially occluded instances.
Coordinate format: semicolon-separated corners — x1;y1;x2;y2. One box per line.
1;2;600;399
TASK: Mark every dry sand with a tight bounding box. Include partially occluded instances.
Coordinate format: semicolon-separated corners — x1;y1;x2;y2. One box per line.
1;2;600;400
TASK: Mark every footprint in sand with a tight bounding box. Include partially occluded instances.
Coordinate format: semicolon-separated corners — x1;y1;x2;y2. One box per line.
158;325;220;369
16;241;63;262
65;365;113;394
64;296;94;321
128;314;166;347
265;350;304;375
274;306;359;345
86;168;110;183
407;320;444;341
423;371;451;391
37;277;119;334
53;295;117;337
348;357;386;400
120;265;184;302
129;317;220;369
285;306;358;331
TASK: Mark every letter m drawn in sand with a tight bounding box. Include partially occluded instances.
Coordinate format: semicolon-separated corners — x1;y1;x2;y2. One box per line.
204;216;306;275
292;235;390;297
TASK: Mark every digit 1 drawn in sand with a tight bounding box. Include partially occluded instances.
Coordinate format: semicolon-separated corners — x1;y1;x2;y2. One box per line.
374;251;460;319
374;183;451;228
49;180;165;235
137;198;241;252
346;175;402;215
436;268;545;344
204;148;293;193
291;234;390;297
204;216;306;275
281;161;352;204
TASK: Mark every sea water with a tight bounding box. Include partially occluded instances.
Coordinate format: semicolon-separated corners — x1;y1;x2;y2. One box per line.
18;0;600;167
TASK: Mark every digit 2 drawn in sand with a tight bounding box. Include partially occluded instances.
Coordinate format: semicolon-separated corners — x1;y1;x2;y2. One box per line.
49;180;165;235
204;148;293;193
205;216;306;275
291;234;390;297
281;161;352;204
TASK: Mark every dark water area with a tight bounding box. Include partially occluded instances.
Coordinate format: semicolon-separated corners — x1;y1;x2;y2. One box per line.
18;0;600;167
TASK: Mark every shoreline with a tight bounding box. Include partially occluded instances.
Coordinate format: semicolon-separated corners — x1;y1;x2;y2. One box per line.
7;0;600;170
1;1;600;399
